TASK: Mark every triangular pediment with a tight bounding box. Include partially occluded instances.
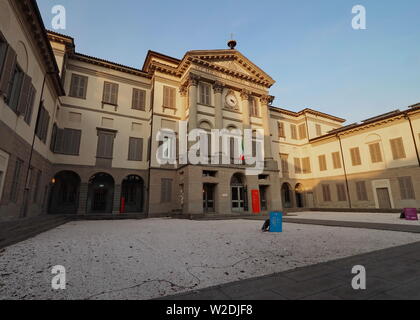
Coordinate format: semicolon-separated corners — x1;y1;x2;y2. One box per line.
182;50;275;88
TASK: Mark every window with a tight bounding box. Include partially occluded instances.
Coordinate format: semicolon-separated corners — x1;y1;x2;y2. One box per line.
35;105;50;143
294;158;302;174
318;155;327;171
10;158;23;202
260;186;268;211
7;64;24;112
0;44;17;100
132;88;146;111
102;81;119;105
250;98;259;117
33;170;42;203
302;157;311;174
316;124;322;136
161;178;173;203
322;185;331;202
399;177;415;200
277;122;285;138
350;147;362;166
369;143;383;163
51;126;82;155
298;124;307;140
199;83;211;105
69;74;88;99
23;83;36;124
332;152;342;169
390;138;406;160
96;130;116;159
0;37;7;74
290;124;298;140
163;86;176;109
280;154;289;174
337;184;347;202
356;181;368;201
128;137;143;161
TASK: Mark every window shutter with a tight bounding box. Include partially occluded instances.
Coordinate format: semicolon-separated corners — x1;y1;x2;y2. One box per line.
332;152;342;169
103;82;111;103
337;184;347;201
319;155;327;171
369;143;382;163
291;125;297;140
356;181;368;201
17;74;32;115
24;83;36;124
111;83;118;105
294;158;302;174
70;75;79;97
55;128;64;153
0;45;17;97
322;185;331;202
350;148;361;166
78;76;87;98
299;124;307;140
390;138;406;160
399;177;415;200
278;122;285;138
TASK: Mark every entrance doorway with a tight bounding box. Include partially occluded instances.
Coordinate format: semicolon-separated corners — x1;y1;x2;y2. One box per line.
281;183;293;208
203;184;215;213
121;175;144;213
377;188;392;209
259;186;268;211
231;173;247;213
49;171;81;214
295;184;305;208
88;173;115;214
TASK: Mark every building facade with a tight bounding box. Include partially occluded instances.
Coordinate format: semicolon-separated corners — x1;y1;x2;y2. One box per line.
0;0;419;222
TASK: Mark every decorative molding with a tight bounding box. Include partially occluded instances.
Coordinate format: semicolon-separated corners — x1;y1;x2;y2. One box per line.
213;81;224;94
240;89;251;101
260;95;275;105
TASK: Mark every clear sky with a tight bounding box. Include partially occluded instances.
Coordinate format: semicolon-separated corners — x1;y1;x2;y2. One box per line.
37;0;420;124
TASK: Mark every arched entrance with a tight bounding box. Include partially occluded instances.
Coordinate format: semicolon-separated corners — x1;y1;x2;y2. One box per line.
281;183;293;209
88;173;114;214
49;171;81;214
295;183;305;208
121;175;144;213
231;173;248;212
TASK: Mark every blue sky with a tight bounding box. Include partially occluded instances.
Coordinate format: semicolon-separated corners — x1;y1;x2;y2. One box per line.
38;0;420;123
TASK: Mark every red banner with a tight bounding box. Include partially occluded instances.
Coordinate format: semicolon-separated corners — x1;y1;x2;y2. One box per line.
252;190;261;214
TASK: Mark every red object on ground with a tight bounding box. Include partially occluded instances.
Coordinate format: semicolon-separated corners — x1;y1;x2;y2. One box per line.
120;197;126;214
252;190;261;214
404;208;418;221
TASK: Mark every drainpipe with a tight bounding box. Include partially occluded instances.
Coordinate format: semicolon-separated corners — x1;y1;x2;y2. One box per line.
21;72;52;218
405;113;420;167
337;134;352;209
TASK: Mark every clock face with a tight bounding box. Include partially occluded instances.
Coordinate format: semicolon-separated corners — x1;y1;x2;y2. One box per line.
226;94;238;108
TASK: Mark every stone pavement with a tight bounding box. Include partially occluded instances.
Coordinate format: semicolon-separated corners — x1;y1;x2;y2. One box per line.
162;241;420;300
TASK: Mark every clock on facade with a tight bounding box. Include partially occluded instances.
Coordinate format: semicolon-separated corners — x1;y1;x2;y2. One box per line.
225;93;238;108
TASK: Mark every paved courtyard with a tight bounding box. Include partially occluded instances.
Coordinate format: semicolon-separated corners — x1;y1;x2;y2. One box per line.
1;218;420;300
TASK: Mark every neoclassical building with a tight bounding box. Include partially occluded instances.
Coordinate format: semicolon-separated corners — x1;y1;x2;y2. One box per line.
0;0;419;222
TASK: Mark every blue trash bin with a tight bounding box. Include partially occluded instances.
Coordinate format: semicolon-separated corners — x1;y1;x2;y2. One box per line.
270;212;283;233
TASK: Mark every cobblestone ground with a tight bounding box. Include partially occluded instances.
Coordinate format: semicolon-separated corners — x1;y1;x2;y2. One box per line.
1;218;420;300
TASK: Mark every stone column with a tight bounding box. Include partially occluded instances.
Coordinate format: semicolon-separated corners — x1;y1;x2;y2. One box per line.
213;81;224;129
260;95;274;161
179;85;188;121
188;74;199;130
240;89;251;130
112;184;121;214
77;183;88;215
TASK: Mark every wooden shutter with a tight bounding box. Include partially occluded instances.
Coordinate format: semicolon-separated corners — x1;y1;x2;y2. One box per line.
63;129;81;155
337;184;347;201
291;125;297;140
298;124;307;140
55;127;64;153
350;148;361;166
17;74;32;115
356;181;368;201
0;45;17;97
132;89;146;110
319;155;327;171
332;152;342;169
103;82;118;104
280;154;289;174
24;83;36;124
322;185;331;202
369;143;382;163
128;137;143;161
294;158;302;174
390;138;406;160
10;159;23;202
302;157;311;174
278;122;285;138
70;74;87;99
399;177;415;200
